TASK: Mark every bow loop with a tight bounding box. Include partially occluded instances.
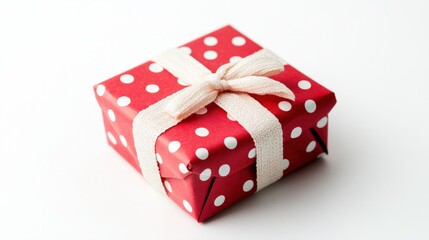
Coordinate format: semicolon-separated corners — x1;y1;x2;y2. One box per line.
223;49;285;79
163;49;295;120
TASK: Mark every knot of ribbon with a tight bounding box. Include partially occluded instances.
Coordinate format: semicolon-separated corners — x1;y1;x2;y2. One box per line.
163;49;296;120
207;79;231;92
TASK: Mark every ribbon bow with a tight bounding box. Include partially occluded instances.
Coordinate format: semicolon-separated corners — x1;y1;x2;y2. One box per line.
163;49;296;120
134;48;297;195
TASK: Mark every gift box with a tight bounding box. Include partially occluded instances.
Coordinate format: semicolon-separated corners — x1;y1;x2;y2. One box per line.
93;25;336;222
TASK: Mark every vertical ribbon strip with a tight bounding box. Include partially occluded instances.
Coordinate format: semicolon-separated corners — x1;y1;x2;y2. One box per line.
132;48;295;194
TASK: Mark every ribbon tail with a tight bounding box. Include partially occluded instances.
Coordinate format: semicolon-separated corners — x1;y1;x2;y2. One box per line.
228;76;296;101
163;82;218;120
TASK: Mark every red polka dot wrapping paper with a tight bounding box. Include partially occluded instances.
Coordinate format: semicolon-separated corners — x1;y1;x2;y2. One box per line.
94;25;337;222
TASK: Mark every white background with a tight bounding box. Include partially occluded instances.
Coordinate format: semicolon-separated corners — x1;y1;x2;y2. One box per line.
1;0;429;239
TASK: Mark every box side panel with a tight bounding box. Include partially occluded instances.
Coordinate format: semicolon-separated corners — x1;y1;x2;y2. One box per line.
96;98;141;172
198;124;328;222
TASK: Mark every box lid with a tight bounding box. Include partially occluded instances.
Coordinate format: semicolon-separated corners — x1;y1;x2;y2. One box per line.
94;25;336;180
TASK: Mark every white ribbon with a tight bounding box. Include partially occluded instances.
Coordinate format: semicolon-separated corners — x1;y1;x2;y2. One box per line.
132;48;295;195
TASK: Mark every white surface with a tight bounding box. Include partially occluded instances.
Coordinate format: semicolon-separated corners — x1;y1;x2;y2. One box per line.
1;1;428;239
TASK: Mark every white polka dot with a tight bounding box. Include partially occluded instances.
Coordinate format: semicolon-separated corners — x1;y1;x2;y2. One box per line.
119;135;127;147
278;101;292;111
243;180;254;192
164;180;172;193
298;80;311;90
306;141;317;153
107;132;117;145
305;100;317;113
179;163;189;174
120;74;134;84
248;148;256;159
229;56;242;63
317;117;328;128
195;107;208;115
195;127;209;137
227;113;236;121
156;153;163;164
195;148;209;160
107;109;116;122
214;195;225;207
291;127;302;139
145;84;159;93
149;63;163;73
96;84;105;96
117;96;131;107
318;153;326;158
179;46;192;54
204;50;218;60
232;36;246;46
282;159;290;170
199;168;211;181
168;141;181;153
224;137;238;149
218;164;230;177
204;36;218;46
177;78;190;86
183;200;192;212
